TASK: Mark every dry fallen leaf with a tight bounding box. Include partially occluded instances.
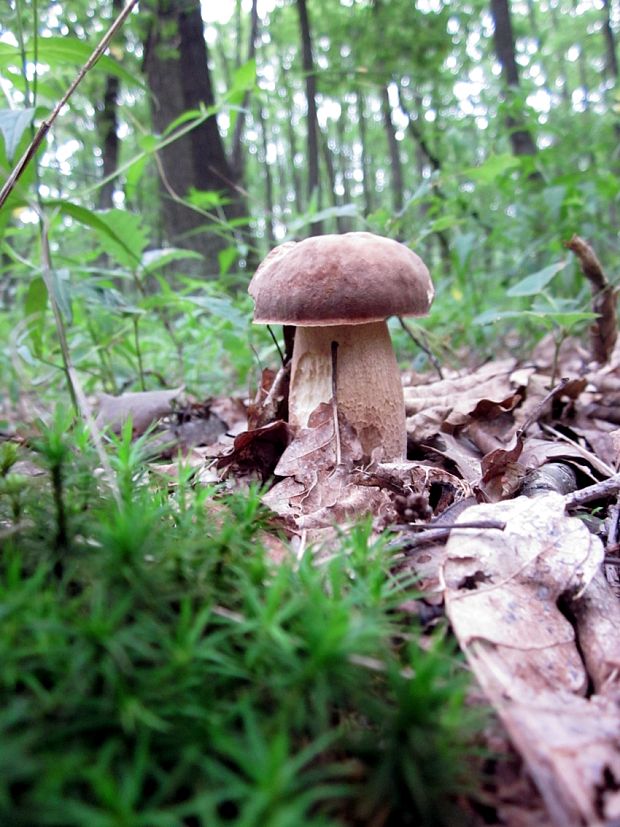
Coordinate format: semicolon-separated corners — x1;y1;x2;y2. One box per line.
404;359;518;440
443;493;619;827
217;419;292;482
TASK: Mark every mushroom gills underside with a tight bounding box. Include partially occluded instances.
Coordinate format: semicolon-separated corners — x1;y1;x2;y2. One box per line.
288;321;407;461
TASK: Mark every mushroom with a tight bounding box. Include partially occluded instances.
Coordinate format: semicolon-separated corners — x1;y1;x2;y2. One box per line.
248;232;434;461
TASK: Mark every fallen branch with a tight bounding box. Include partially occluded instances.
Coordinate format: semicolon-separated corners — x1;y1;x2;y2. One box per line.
564;473;620;510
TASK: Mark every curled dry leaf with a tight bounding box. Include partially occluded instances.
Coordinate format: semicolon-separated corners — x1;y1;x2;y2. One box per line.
443;493;620;827
216;420;292;482
96;387;184;435
404;358;518;440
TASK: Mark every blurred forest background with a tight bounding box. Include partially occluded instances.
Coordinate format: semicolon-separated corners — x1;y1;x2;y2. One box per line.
1;0;619;406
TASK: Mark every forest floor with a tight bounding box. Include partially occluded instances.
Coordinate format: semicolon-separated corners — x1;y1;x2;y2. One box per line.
3;244;620;825
70;318;619;826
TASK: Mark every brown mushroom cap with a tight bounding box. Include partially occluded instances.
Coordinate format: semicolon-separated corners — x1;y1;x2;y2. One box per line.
249;232;434;326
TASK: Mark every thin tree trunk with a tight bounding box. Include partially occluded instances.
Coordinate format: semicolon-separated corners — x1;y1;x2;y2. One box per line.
335;111;354;229
490;0;538;157
356;90;373;216
231;0;259;179
96;0;122;209
257;105;276;248
380;84;404;213
549;1;571;103
524;0;553;98
602;0;619;79
296;0;322;234
283;81;303;216
320;127;347;233
397;87;441;173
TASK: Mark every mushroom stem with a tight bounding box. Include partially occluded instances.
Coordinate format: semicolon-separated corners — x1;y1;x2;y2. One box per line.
289;321;406;461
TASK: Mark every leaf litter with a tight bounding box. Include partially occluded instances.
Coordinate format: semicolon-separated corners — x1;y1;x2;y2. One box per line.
9;236;616;826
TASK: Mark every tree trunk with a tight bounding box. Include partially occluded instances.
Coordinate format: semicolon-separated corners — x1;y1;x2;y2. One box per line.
320;127;348;233
142;0;247;275
548;1;571;103
335;111;354;229
356;90;373;216
489;0;538;157
231;0;259;179
296;0;322;234
602;0;619;80
96;0;122;209
257;105;276;248
283;81;303;215
380;84;404;213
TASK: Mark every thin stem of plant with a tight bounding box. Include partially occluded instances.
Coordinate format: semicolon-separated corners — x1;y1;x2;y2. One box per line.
40;220;121;506
397;317;443;379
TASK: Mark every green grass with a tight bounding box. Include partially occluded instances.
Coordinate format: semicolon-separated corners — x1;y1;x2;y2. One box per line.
0;413;481;827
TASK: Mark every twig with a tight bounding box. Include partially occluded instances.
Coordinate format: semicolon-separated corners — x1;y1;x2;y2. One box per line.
565;234;618;364
0;0;139;210
564;473;620;510
331;341;341;465
390;520;506;552
397;317;444;379
520;376;571;435
398;520;506;532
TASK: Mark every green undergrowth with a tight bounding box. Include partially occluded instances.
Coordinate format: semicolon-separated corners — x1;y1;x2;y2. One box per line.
0;413;482;827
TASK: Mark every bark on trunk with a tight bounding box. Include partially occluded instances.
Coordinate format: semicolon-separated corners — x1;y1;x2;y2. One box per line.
142;0;247;275
490;0;538;157
296;0;322;234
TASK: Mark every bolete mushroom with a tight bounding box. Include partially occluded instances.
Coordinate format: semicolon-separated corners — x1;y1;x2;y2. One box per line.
248;232;434;461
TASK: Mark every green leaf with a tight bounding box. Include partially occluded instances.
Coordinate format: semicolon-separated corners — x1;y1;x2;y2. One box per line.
231;58;257;95
163;107;214;137
0;38;140;89
288;203;358;234
124;153;148;203
474;308;596;327
49;202;146;270
188;294;247;328
0;108;35;162
187;189;229;209
429;215;460;233
24;276;47;357
141;248;203;272
226;59;256;133
463;153;521;185
218;246;238;276
506;261;567;297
